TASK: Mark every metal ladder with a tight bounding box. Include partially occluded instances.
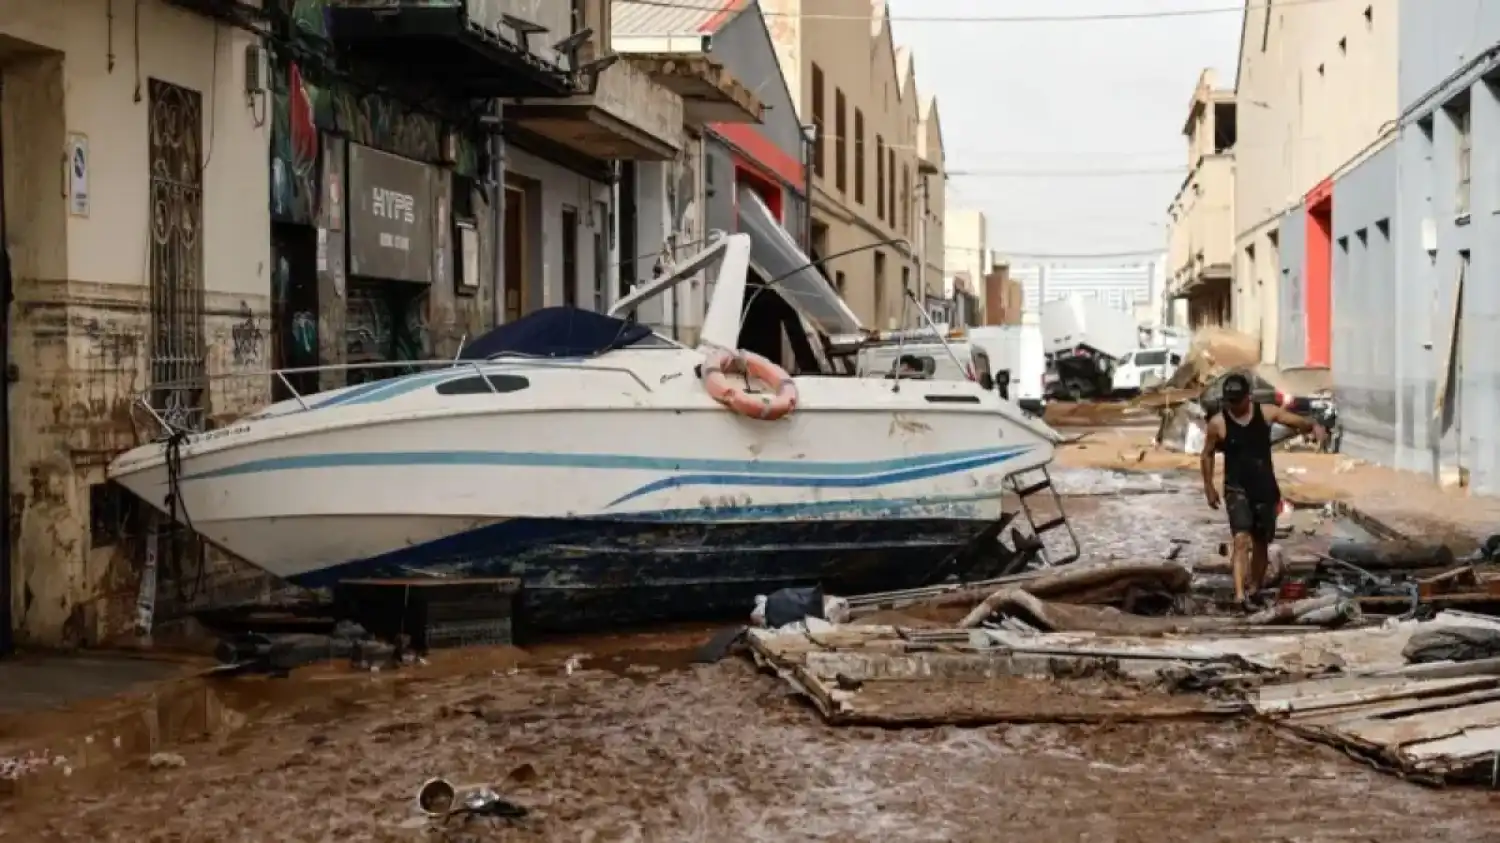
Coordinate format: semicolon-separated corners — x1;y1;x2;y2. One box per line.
1006;465;1082;567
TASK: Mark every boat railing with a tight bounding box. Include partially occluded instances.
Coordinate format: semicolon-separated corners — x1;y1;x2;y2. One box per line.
129;355;656;440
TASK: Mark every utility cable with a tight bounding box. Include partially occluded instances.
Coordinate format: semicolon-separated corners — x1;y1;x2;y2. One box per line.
617;0;1359;24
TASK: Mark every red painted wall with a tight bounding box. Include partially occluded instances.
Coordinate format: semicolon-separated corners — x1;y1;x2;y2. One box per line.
733;158;784;222
1304;179;1333;367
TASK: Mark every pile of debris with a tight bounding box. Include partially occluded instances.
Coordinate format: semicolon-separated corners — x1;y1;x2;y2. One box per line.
743;536;1500;787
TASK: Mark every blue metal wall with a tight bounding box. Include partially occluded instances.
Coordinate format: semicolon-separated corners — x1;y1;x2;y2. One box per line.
1330;143;1398;467
1394;2;1500;490
1276;206;1307;367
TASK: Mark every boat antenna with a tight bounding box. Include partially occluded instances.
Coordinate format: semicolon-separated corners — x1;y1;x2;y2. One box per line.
452;334;467;364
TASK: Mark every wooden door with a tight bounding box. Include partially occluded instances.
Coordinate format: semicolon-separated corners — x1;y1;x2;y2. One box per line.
503;186;526;323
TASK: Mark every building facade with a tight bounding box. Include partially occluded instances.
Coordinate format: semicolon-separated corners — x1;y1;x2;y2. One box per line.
0;0;698;648
1233;0;1397;364
762;0;946;330
1011;262;1155;317
1166;69;1236;330
944;208;987;300
1386;1;1500;490
614;0;813;349
3;0;275;647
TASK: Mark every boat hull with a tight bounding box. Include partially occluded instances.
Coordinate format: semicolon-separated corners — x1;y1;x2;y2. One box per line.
280;512;987;634
110;364;1058;633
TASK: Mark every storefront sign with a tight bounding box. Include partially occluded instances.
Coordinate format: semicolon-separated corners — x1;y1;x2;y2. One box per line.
348;144;435;284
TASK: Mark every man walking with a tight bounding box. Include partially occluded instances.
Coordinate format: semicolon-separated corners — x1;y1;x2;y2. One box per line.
1200;372;1324;609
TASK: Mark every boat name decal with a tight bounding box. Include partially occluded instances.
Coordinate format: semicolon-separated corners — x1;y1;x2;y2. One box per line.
191;423;251;443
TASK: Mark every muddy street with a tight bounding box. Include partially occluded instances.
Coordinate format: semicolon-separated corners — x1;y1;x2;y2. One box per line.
4;469;1500;842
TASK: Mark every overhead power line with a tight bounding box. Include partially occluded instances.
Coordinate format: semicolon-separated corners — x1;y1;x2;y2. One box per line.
947;167;1183;177
618;0;1343;24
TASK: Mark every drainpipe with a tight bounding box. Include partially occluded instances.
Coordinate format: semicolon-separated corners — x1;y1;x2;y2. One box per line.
0;74;12;657
801;125;814;252
488;101;506;327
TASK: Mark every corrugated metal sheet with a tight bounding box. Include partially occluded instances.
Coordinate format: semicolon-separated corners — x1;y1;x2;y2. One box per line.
613;0;734;37
1277;205;1307;366
1331;143;1398;468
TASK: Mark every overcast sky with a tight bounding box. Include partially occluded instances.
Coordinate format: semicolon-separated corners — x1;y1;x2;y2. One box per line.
884;0;1242;262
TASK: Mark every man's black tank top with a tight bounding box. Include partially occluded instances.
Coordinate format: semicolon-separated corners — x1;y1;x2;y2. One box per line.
1219;403;1280;501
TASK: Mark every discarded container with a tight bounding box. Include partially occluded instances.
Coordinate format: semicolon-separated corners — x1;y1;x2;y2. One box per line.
417;778;457;817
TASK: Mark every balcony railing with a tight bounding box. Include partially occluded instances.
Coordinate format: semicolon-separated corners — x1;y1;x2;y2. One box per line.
328;0;579;98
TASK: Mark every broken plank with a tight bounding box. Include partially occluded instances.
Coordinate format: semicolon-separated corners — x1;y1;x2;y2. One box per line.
1291;686;1500;728
1256;675;1499;716
1343;699;1500;749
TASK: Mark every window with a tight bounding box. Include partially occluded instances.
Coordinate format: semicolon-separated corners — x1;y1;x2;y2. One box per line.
834;90;847;192
887;148;896;226
900;166;910;234
873;250;887;326
835;270;846;296
1455;101;1472;216
562;207;579;306
810;64;825;179
436;374;531;395
452;175;479;295
875;135;886;220
854;109;866;204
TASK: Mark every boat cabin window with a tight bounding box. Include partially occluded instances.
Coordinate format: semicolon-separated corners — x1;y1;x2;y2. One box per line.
435;374;530;395
885;354;935;380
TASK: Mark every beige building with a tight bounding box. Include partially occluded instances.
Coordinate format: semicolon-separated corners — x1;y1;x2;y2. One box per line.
1166;69;1236;329
1234;0;1397;360
943;209;986;299
3;0;271;645
762;0;946;330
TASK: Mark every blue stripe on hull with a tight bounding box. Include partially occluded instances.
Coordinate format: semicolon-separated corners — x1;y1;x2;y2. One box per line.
290;514;989;635
185;445;1033;483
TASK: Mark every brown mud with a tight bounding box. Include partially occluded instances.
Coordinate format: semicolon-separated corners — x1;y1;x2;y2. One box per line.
3;629;1500;842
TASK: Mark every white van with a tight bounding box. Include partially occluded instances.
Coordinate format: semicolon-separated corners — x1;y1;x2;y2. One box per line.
1110;346;1183;396
968;325;1046;416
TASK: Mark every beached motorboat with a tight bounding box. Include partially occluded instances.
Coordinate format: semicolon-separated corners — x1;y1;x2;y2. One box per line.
108;233;1067;632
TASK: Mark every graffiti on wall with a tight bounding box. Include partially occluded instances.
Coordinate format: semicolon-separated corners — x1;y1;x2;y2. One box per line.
271;60;322;224
345;282;432;384
270;0;486;225
231;301;266;366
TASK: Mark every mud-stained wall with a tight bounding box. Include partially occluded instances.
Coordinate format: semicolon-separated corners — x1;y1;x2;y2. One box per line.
3;0;272;646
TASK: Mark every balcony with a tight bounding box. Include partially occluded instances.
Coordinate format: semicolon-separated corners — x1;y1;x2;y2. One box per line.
1166;153;1234;299
617;54;764;126
327;0;576;99
505;60;684;160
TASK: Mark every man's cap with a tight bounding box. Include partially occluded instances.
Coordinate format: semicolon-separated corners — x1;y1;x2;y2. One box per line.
1222;372;1251;400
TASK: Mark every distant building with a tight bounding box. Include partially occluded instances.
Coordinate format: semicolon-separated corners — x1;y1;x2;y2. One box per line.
1008;262;1155;318
944;208;988;300
983;264;1024;325
1165;68;1235;330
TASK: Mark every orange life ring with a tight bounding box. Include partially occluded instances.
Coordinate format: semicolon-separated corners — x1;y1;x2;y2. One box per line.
701;348;799;421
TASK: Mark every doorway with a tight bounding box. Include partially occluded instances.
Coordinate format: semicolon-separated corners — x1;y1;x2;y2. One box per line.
503;185;528;323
